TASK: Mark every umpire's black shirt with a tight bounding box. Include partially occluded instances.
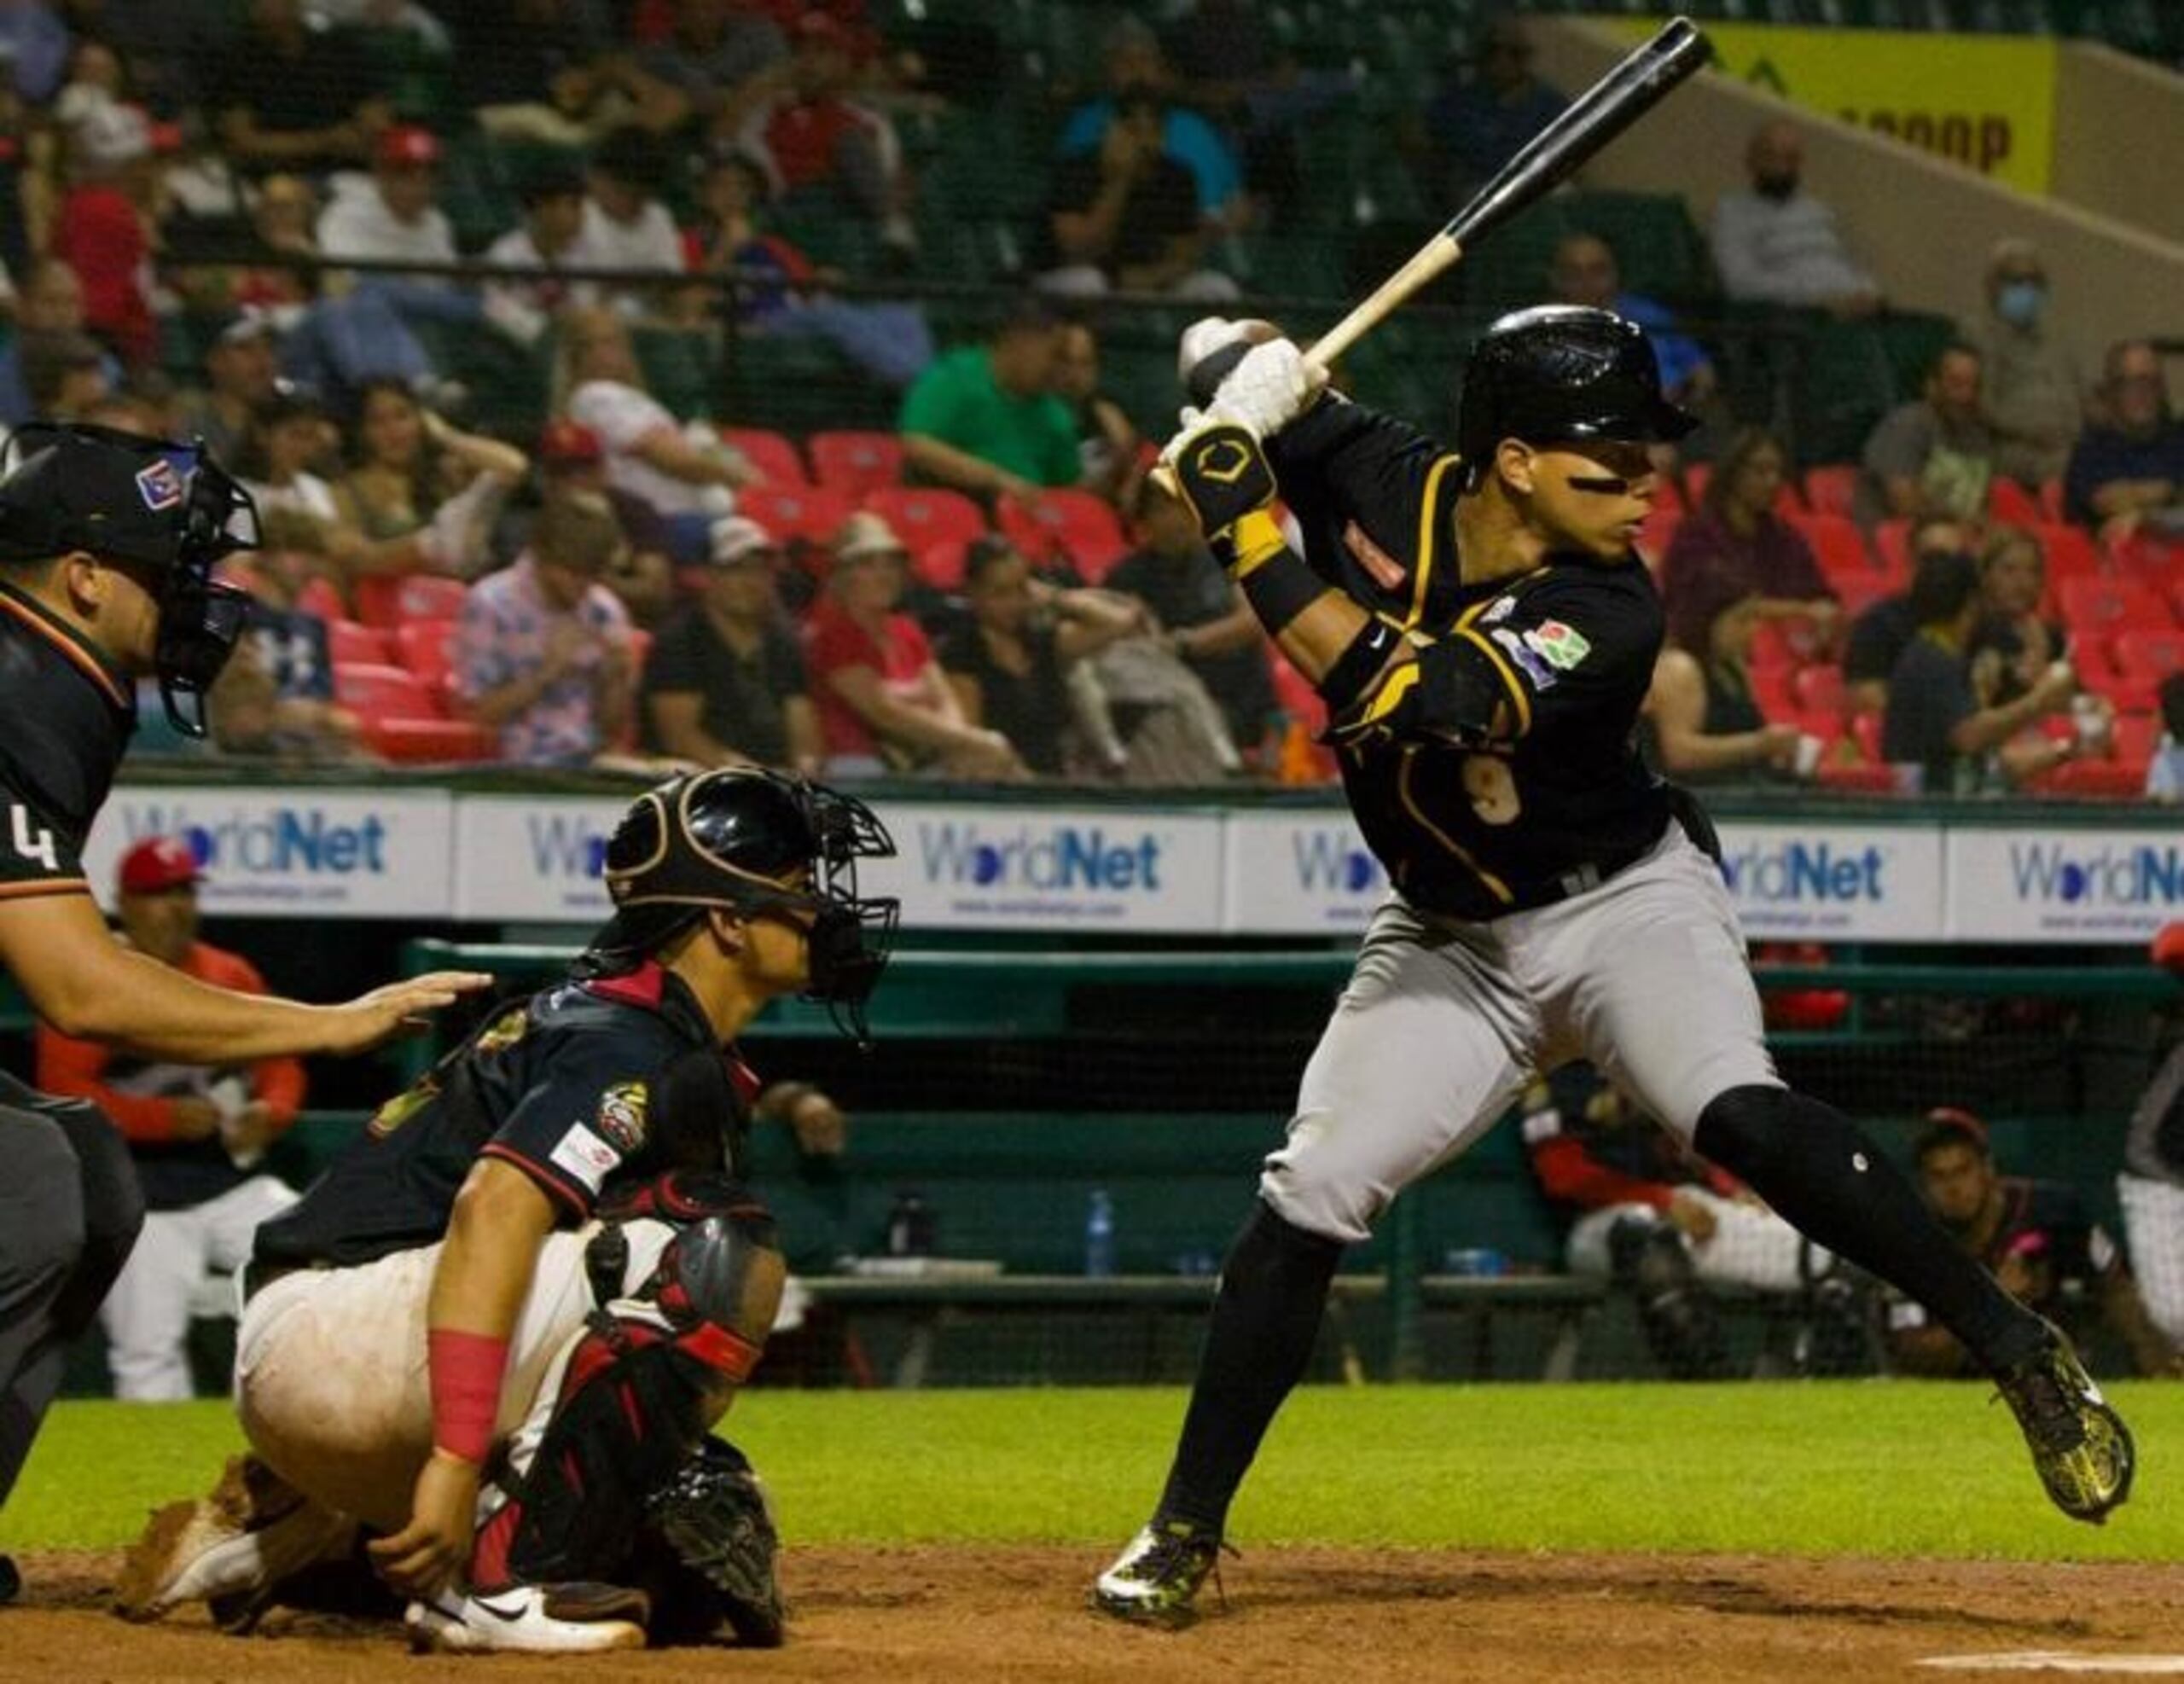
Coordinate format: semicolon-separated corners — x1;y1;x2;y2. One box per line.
0;579;135;900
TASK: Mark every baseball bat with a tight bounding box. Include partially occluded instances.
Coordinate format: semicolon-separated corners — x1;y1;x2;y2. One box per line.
1302;16;1713;374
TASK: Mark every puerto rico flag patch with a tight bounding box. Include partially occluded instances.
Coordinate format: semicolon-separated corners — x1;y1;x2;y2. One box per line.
135;457;186;512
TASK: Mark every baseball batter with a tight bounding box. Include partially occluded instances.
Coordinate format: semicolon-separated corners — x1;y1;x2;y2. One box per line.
119;769;899;1653
1092;309;2135;1623
0;423;484;1607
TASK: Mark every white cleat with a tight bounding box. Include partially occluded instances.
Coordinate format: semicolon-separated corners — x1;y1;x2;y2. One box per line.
114;1455;355;1622
404;1582;652;1654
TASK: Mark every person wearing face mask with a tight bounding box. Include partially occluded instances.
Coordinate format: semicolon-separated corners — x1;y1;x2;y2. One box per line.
1968;239;2084;491
1710;119;1883;318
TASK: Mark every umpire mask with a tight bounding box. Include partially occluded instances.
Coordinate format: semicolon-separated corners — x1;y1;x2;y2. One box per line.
0;423;258;736
584;769;901;1046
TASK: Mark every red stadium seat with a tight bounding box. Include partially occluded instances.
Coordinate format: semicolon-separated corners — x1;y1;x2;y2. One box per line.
327;618;391;665
1988;478;2042;525
2032;758;2148;799
866;486;987;551
719;427;808;488
352;573;469;631
364;718;498;764
1791;664;1847;718
2112;711;2161;766
912;537;970;592
1815;762;1899;793
294;574;349;623
1872;519;1911;585
1784;511;1873;581
1750;663;1797;719
1849;711;1885;764
807;430;905;500
1828;572;1896;621
1635;506;1681;567
395;619;458;698
334;661;444;720
736;485;853;545
2059;575;2174;636
1802;465;1859;518
2112;629;2184;689
996;490;1131;581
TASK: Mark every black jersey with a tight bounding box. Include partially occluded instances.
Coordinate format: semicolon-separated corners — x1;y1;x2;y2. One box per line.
255;961;758;1269
0;580;136;899
1269;398;1673;920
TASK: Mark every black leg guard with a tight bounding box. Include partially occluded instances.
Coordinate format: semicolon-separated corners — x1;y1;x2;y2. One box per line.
1156;1200;1344;1535
1693;1085;2044;1373
1607;1215;1731;1381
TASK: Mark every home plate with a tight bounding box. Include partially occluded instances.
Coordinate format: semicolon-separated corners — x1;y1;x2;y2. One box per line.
1920;1655;2184;1674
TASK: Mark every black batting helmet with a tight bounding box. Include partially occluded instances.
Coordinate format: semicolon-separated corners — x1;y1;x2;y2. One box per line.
1455;305;1696;485
583;768;899;1043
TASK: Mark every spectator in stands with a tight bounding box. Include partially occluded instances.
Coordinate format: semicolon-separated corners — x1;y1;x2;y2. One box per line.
2118;926;2184;1348
2064;340;2184;541
1711;119;1882;316
1039;88;1240;304
172;308;283;467
1645;583;1815;787
938;535;1148;778
0;258;119;426
641;514;819;772
899;294;1080;507
1841;513;1974;717
1547;231;1712;409
220;173;319;317
212;0;392;177
638;512;815;770
560;305;759;560
1858;343;1997;526
736;10;916;266
1969;237;2083;492
1892;1108;2181;1379
1881;548;2077;795
531;414;674;573
453;491;637;767
1108;477;1275;757
580;125;688;314
1058;18;1244;230
1163;0;1353;230
0;0;69;105
481;155;596;346
239;383;343;526
18;328;108;421
333;378;529;583
804;510;1025;779
1522;1065;1866;1381
1054;319;1143;506
1421;15;1568;200
624;0;788;138
1658;427;1837;659
51;96;158;372
2150;676;2184;804
453;0;618;142
1969;525;2079;713
35;837;305;1401
211;508;369;761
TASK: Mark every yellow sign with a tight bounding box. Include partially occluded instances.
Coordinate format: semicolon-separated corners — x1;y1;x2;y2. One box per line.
1605;21;2056;194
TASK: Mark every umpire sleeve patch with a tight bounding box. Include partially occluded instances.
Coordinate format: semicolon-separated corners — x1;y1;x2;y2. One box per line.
550;1124;624;1194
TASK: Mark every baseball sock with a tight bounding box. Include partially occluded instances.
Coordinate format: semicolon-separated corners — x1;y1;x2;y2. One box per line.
1156;1199;1344;1535
1694;1084;2046;1371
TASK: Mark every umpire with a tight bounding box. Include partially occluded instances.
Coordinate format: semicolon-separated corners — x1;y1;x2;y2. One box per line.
0;422;485;1603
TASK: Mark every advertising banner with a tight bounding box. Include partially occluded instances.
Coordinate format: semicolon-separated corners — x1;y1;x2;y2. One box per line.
1223;810;1388;934
1716;820;1947;941
866;802;1225;932
83;787;454;918
452;795;626;923
1948;827;2184;944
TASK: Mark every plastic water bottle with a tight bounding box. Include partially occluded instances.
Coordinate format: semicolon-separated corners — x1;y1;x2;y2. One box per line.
1084;1190;1116;1278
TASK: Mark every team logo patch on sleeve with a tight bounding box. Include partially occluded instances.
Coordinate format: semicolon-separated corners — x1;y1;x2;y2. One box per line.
1525;619;1592;671
473;1007;529;1056
550;1124;623;1193
1490;627;1559;692
593;1080;650;1154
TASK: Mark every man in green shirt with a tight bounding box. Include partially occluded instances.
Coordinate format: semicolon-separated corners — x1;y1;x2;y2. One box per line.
899;295;1083;503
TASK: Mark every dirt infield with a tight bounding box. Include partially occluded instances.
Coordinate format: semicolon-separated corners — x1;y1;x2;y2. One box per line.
7;1546;2183;1681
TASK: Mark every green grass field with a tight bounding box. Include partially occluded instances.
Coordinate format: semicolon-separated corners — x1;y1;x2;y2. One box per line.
8;1383;2178;1561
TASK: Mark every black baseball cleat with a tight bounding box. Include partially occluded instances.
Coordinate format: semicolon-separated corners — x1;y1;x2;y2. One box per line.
1090;1520;1227;1626
1994;1321;2135;1524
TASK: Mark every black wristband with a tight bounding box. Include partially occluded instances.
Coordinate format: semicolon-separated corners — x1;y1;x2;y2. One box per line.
1317;618;1403;711
1234;543;1323;634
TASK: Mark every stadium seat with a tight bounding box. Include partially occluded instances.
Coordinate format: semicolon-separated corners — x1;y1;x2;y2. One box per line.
736;485;854;546
396;619;458;698
997;490;1131;581
2112;711;2162;766
719;427;809;489
1784;511;1874;580
1792;663;1847;718
2111;629;2184;690
2060;575;2174;636
1988;477;2043;526
2032;522;2101;596
1829;572;1897;621
327;619;390;665
1635;506;1681;567
1815;762;1899;793
294;575;349;624
866;486;988;551
808;431;907;501
352;574;468;631
1751;663;1797;719
2032;758;2148;799
1801;465;1859;518
334;661;443;720
1849;711;1885;763
364;718;499;764
912;537;971;592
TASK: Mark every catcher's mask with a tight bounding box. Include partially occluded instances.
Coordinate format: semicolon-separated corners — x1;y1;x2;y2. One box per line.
582;768;899;1045
0;421;258;737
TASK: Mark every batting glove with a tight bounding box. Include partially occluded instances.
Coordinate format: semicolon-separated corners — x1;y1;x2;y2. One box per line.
1203;338;1327;439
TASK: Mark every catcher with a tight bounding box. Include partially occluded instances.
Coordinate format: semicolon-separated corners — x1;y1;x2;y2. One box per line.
118;767;898;1653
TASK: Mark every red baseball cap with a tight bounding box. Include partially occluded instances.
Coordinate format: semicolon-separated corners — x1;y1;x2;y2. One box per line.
2154;921;2184;974
119;835;203;896
538;419;604;467
1918;1106;1989;1156
376;125;442;170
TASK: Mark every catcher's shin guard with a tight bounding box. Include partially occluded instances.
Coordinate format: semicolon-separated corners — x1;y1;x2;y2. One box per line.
471;1183;783;1594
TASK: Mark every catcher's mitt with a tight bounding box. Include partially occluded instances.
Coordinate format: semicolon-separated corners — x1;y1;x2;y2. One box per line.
635;1437;784;1648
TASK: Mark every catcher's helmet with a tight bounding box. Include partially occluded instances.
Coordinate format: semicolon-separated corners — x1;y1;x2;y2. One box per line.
0;422;258;737
1455;305;1697;484
583;768;899;1043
